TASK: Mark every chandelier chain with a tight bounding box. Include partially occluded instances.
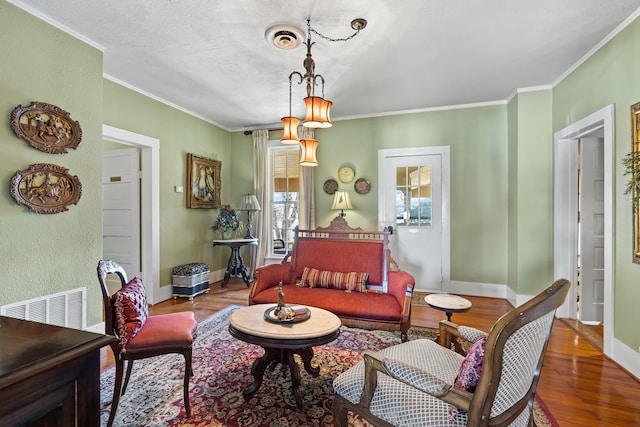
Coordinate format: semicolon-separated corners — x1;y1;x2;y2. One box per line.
309;26;362;43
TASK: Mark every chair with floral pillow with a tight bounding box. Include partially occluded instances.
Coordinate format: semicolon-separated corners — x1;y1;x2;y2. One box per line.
333;279;570;427
97;259;198;427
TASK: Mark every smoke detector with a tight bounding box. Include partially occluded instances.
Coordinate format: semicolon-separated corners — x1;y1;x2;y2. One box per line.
265;24;305;50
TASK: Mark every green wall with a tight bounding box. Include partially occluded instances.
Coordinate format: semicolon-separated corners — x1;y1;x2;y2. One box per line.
233;106;510;286
0;2;104;326
553;17;640;350
103;80;232;286
509;90;554;295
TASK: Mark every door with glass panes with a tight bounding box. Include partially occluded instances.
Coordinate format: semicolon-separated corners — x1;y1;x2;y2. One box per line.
379;147;449;292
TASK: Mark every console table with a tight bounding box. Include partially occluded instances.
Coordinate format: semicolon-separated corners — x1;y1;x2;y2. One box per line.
213;238;258;287
0;316;115;427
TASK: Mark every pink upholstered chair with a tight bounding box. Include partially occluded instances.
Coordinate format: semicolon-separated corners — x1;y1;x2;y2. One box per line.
97;259;197;427
333;279;570;427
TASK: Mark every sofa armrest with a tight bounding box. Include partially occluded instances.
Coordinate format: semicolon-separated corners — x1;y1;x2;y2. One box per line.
248;262;292;303
388;270;415;341
388;270;415;307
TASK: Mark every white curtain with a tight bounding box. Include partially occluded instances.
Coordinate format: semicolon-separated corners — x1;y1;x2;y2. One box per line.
252;129;269;274
298;127;315;229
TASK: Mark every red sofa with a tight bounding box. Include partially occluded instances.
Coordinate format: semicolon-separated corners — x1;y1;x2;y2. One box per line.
249;219;415;340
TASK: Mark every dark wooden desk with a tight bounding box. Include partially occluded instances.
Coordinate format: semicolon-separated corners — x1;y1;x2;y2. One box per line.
0;316;115;427
213;238;258;287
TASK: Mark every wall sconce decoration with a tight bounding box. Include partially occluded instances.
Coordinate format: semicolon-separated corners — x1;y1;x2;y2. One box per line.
239;193;261;239
10;163;82;214
10;102;82;154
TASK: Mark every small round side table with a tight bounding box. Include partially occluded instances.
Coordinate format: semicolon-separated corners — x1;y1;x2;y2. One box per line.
425;293;472;321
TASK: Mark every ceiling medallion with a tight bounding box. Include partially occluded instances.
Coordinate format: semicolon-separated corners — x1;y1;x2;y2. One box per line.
265;25;305;50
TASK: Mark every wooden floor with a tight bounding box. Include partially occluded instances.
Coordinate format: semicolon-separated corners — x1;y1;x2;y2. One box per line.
101;279;640;426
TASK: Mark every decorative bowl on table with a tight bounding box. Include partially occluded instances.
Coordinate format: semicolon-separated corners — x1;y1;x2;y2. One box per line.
264;305;311;323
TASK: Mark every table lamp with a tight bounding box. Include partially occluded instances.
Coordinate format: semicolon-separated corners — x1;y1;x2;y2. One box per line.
239;193;261;239
331;191;353;218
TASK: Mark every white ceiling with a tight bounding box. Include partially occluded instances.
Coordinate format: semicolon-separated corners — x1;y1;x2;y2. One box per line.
10;0;640;131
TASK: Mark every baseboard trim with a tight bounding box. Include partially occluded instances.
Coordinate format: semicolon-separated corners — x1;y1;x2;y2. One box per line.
448;280;508;299
612;338;640;381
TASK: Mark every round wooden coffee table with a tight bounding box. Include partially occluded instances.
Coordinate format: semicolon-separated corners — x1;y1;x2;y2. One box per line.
425;293;472;321
228;304;341;410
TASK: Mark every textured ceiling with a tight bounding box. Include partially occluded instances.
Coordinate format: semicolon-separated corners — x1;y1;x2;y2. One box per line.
9;0;640;131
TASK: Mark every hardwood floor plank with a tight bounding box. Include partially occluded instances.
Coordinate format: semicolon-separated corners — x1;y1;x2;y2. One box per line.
100;282;640;425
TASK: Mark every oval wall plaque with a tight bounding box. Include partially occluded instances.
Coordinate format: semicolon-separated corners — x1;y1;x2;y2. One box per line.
10;163;82;214
10;101;82;154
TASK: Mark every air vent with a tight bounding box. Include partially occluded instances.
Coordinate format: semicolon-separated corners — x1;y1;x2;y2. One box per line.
1;287;86;330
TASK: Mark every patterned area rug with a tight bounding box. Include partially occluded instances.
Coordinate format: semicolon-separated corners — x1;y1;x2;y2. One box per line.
100;305;557;426
411;291;431;306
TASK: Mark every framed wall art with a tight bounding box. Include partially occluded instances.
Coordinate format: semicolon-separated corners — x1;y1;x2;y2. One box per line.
10;101;82;154
186;153;221;209
627;101;640;263
10;163;82;214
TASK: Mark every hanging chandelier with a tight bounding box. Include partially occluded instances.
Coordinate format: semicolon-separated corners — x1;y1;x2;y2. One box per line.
276;17;367;165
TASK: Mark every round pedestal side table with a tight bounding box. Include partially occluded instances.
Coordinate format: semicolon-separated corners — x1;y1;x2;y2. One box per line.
424;293;472;321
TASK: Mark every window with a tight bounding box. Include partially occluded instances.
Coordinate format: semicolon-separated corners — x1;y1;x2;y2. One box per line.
269;142;299;256
395;166;432;226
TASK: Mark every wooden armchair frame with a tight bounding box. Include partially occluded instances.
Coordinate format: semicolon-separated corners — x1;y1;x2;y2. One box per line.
333;279;570;427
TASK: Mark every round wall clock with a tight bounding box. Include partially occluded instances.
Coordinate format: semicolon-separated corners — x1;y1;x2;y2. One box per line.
323;178;339;195
354;177;371;195
338;166;355;183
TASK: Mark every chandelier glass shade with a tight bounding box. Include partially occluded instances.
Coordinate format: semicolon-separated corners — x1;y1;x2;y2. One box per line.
299;139;319;167
280;116;300;144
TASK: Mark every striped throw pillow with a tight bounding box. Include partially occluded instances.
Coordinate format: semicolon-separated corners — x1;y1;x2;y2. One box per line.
302;268;368;292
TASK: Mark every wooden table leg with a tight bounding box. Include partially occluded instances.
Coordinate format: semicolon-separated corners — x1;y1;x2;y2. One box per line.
243;346;312;410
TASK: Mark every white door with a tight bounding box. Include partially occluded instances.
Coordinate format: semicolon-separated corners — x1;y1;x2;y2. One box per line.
102;148;141;286
579;137;605;324
379;147;450;292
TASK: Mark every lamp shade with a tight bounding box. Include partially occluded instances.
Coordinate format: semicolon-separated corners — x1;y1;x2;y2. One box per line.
239;194;261;211
299;139;319;167
331;191;353;211
280;116;300;144
303;96;325;128
319;99;333;128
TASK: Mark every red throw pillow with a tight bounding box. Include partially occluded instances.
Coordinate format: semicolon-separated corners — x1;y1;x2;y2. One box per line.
112;277;149;351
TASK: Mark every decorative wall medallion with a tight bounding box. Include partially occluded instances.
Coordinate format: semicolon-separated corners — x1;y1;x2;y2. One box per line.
323;178;339;195
354;177;371;195
10;102;82;154
10;163;82;214
338;166;355;183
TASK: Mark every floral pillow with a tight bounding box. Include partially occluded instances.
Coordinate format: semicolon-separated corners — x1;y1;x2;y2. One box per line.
449;336;488;420
454;335;487;392
112;277;149;351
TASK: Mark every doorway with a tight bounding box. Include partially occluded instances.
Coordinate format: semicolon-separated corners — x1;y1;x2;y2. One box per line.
102;147;141;289
553;105;614;356
102;125;162;304
378;146;451;292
